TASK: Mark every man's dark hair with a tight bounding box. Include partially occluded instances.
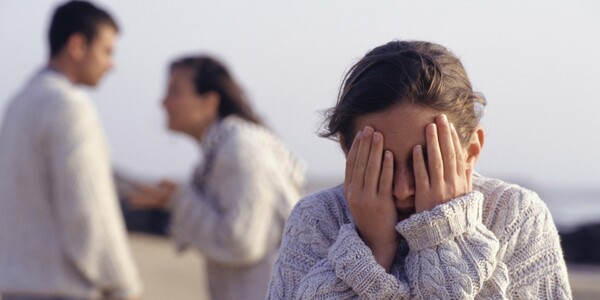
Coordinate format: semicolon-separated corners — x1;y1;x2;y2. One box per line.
48;0;119;57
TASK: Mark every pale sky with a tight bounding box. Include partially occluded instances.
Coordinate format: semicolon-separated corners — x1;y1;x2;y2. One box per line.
1;1;599;189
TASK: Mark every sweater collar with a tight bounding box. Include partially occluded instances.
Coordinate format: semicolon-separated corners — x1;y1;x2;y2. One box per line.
38;67;75;87
199;118;223;151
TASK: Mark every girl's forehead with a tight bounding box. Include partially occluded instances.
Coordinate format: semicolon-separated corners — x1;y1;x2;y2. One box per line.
353;104;441;158
354;104;439;133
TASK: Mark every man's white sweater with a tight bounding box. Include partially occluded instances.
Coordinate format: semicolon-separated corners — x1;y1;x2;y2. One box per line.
0;70;142;299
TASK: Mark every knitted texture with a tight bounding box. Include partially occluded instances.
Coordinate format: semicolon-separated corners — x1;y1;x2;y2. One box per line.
267;174;572;299
169;116;305;300
0;70;142;298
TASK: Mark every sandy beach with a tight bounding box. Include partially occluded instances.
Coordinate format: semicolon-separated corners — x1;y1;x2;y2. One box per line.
129;233;600;300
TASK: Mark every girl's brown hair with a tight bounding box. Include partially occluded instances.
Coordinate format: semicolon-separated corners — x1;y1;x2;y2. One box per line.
321;40;486;151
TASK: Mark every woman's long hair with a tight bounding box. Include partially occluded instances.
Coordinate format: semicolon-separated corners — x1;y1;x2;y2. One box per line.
170;55;263;125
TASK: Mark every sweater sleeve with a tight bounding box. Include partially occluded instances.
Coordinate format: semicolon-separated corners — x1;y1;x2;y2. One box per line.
396;191;507;299
169;131;280;266
46;93;142;298
396;181;572;299
267;194;411;300
269;191;511;300
484;186;572;299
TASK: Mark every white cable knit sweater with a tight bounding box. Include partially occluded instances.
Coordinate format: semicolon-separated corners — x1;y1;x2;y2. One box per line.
268;173;572;299
169;116;305;300
0;70;142;299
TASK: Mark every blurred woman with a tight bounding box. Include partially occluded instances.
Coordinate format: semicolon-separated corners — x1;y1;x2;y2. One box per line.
267;40;571;299
130;55;304;300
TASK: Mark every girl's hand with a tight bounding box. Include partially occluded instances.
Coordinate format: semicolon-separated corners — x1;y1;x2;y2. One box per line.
127;180;177;209
413;114;471;213
344;126;397;271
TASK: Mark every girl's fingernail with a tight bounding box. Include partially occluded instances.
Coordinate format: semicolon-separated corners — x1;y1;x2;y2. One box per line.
427;123;437;133
440;114;448;124
373;132;381;141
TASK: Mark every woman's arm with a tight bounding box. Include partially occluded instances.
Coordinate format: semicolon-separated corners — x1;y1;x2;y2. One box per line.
169;131;284;266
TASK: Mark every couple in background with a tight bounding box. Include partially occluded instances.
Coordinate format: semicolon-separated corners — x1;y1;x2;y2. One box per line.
0;1;303;299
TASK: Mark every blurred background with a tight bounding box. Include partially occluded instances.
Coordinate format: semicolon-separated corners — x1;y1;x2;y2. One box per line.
1;1;599;299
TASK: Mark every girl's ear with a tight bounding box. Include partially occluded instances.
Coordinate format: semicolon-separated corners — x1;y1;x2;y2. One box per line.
465;126;485;169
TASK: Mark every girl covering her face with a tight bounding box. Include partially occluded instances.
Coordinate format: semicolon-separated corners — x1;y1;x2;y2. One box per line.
267;40;572;299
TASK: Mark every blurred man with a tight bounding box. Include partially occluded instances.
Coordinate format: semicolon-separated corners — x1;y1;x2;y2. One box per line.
0;1;142;299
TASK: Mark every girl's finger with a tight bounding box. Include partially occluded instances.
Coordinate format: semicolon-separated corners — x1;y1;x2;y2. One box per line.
364;131;384;192
451;123;466;175
413;144;430;211
344;131;362;189
378;150;394;196
436;114;457;182
426;123;444;188
352;126;374;189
